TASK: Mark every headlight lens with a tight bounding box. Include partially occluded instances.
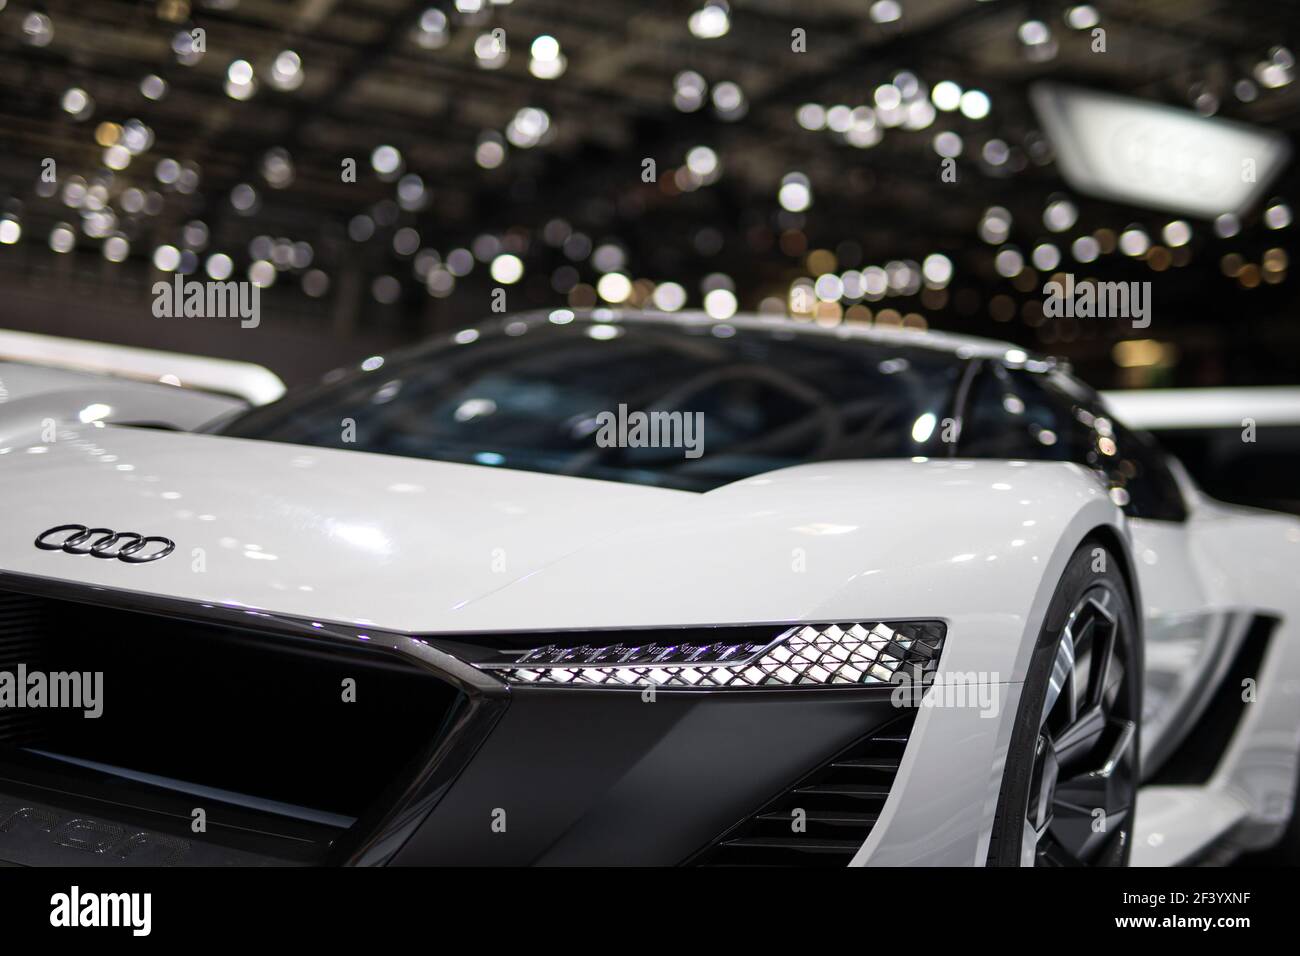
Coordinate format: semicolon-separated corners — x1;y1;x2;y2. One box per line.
474;620;945;689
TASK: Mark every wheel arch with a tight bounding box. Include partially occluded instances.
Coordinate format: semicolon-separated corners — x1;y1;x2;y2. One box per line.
1077;523;1143;646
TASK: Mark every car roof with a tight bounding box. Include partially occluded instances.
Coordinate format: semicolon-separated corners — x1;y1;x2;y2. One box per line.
504;308;1043;364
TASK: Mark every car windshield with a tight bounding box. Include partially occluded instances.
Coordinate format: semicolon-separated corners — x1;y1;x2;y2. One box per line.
218;316;965;492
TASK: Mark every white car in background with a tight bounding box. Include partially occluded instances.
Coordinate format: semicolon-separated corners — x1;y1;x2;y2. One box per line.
1103;385;1300;521
0;312;1296;867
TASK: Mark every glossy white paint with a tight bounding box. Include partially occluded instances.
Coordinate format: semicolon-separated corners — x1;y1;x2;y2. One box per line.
865;489;1300;866
0;427;1117;649
0;362;244;447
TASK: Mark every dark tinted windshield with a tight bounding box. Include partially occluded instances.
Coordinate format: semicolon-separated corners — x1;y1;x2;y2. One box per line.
219;317;965;492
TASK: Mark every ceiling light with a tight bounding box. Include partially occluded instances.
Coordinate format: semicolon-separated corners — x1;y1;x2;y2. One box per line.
959;89;990;119
869;1;901;25
688;3;730;39
931;80;962;111
1065;5;1100;30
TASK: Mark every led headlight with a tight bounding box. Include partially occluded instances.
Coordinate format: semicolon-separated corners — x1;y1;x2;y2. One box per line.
474;621;945;689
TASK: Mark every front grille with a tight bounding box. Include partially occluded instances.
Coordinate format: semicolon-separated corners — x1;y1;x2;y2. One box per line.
0;587;463;865
689;712;916;867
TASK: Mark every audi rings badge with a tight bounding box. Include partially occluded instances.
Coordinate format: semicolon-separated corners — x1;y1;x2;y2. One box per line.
35;524;176;564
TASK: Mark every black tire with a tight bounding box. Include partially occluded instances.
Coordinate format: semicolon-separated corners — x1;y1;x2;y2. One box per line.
987;539;1142;866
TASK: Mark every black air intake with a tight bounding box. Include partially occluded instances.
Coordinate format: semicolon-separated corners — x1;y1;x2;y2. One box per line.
1152;614;1280;785
0;587;463;865
689;711;916;867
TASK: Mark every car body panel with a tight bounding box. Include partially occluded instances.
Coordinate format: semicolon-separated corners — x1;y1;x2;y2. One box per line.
1147;497;1300;858
0;425;1116;655
0;322;1296;867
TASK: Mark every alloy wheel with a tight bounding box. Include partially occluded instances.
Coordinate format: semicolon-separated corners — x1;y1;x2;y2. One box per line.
1021;584;1139;866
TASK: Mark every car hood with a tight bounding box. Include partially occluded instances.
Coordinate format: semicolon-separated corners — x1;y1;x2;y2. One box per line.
0;425;1112;636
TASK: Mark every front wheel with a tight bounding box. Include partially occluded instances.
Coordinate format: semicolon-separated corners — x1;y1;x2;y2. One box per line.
987;540;1142;866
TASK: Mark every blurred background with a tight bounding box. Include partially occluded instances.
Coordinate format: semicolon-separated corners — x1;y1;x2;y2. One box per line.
0;0;1296;391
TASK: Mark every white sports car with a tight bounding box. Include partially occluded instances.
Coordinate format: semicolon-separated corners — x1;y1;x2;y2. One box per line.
0;311;1297;867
